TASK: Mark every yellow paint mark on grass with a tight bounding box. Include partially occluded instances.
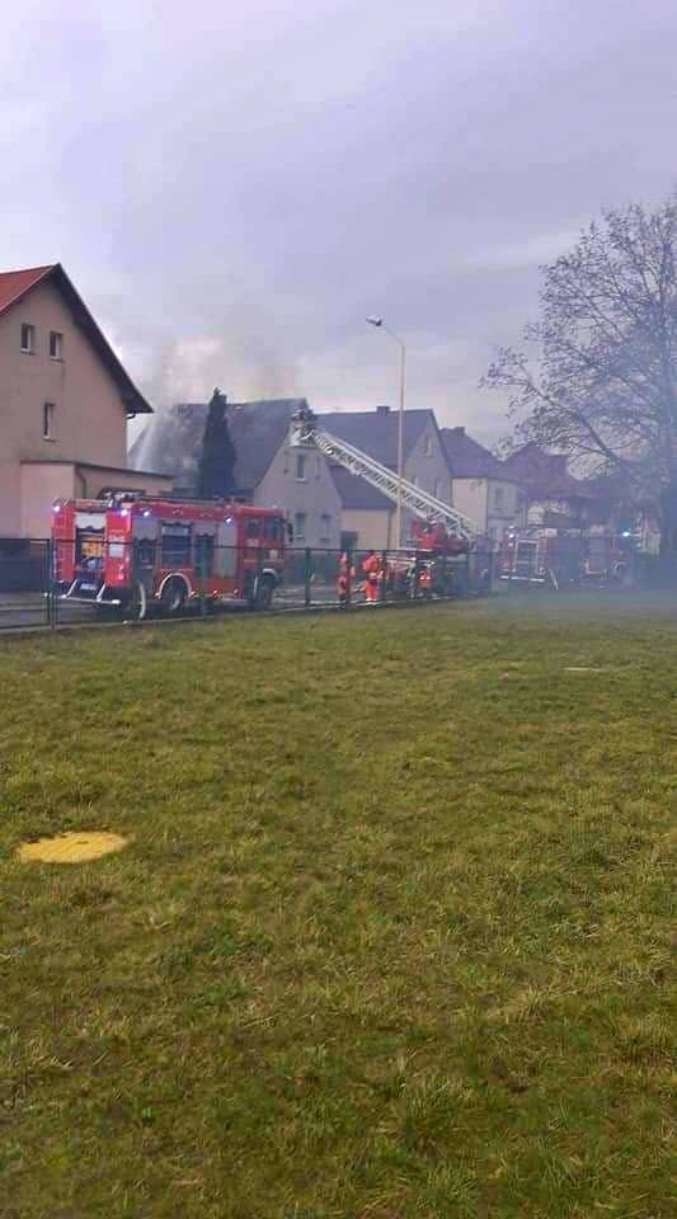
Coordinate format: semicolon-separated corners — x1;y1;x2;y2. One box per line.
17;831;128;864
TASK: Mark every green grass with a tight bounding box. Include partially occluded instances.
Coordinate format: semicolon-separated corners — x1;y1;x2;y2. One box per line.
0;597;675;1218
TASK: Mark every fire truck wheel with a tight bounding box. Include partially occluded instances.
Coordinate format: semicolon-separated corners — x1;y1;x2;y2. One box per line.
160;577;188;616
125;581;147;621
251;574;275;611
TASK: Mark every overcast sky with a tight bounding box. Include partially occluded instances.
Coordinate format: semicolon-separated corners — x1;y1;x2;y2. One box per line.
2;0;677;443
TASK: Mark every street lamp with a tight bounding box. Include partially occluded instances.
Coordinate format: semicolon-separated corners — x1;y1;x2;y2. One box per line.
366;316;406;548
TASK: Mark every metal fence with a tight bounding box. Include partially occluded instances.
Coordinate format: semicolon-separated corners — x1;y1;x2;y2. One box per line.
0;537;495;631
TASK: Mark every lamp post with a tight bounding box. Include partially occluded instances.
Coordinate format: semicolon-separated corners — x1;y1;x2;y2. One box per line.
366;316;406;548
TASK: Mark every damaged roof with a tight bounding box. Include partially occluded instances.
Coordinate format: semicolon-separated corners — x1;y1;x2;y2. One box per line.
130;398;307;493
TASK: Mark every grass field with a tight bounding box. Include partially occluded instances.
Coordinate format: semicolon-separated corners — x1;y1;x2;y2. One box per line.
1;598;675;1218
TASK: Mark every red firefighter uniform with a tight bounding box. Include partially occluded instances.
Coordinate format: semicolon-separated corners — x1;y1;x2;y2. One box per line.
337;552;355;604
362;550;383;603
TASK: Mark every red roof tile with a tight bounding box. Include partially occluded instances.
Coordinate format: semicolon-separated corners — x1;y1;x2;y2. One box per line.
0;264;56;316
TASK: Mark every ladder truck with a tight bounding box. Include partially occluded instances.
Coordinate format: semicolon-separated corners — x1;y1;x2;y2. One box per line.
289;405;491;598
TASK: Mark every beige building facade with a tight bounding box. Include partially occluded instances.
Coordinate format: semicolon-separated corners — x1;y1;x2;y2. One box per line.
0;263;168;539
441;427;525;540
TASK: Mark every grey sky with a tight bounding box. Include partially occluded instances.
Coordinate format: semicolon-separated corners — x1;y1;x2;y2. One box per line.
2;0;677;444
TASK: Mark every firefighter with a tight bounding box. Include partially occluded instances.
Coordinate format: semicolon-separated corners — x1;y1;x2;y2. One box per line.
362;550;383;603
337;551;354;605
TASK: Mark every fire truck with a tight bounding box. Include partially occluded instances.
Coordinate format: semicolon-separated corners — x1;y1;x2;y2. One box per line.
52;494;288;619
381;520;491;600
499;526;633;589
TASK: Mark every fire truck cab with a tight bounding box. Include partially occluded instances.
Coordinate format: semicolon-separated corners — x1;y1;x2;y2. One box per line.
52;494;288;619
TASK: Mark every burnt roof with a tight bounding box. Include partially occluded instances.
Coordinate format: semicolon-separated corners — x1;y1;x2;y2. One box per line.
132;401;439;495
130;399;307;493
0;263;152;415
228;399;307;490
440;427;506;479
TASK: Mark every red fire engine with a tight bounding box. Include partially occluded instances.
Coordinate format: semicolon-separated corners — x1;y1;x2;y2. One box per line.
499;526;633;589
365;520;492;601
52;494;288;619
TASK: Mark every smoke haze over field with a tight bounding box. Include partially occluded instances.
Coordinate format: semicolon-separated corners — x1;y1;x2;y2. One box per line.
2;0;677;444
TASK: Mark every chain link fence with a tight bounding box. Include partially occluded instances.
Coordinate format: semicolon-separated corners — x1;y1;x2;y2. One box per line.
0;537;495;631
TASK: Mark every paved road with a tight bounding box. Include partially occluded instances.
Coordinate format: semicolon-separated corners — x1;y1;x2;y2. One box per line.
0;584;344;632
0;593;96;631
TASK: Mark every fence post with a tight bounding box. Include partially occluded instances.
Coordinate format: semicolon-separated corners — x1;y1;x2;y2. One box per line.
304;547;312;607
380;550;387;604
347;549;352;607
46;538;56;629
200;544;208;617
44;539;51;628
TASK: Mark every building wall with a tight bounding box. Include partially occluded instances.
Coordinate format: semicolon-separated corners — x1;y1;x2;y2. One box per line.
340;508;394;550
399;417;453;544
79;466;173;500
451;478;489;532
20;464;76;538
19;462;174;538
527;496;581;525
451;477;525;538
255;442;342;549
485;479;525;539
0;278;130;536
405;419;453;503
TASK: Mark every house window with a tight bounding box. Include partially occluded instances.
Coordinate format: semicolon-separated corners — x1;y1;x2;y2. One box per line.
294;512;306;542
493;486;505;511
21;323;35;353
320;513;331;542
43;402;56;440
423;434;433;457
296;454;307;481
49;331;64;360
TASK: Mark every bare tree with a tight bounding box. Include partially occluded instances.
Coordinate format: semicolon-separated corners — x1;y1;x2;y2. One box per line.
484;197;677;550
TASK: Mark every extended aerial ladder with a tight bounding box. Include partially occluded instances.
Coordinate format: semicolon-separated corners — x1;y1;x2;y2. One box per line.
289;405;482;544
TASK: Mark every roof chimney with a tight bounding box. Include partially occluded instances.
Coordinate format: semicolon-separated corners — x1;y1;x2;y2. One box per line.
451;426;465;436
376;405;391;416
